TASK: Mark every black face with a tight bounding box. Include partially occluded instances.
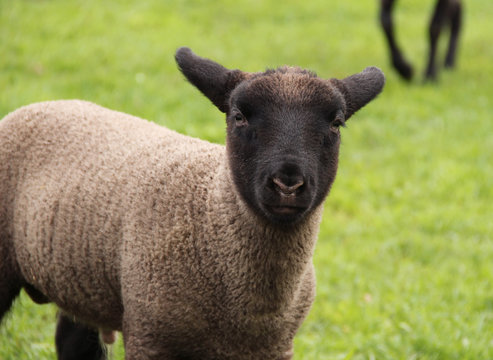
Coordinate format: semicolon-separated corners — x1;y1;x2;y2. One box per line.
226;70;346;224
175;47;384;224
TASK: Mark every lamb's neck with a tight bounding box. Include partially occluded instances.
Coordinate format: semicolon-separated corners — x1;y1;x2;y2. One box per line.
205;162;323;311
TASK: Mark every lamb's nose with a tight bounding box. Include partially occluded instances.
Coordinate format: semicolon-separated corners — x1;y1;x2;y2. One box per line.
272;177;304;196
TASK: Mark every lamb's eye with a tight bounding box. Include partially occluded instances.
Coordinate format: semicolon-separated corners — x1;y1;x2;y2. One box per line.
329;110;345;133
233;112;248;127
330;119;344;130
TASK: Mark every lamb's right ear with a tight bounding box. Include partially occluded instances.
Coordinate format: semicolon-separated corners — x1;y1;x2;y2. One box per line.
175;47;248;113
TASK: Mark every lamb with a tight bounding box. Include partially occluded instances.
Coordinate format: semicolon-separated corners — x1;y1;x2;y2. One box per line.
0;47;384;359
380;0;462;81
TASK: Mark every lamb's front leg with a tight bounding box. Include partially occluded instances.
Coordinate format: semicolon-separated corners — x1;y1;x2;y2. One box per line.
122;316;178;360
123;334;168;360
123;337;180;360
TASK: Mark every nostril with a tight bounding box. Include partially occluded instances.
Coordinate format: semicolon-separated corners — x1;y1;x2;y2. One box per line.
272;177;304;196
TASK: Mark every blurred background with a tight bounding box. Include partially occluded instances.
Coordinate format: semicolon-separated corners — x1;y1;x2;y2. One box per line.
0;0;492;359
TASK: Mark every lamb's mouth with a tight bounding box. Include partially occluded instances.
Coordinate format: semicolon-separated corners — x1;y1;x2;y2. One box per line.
264;204;307;217
262;204;309;224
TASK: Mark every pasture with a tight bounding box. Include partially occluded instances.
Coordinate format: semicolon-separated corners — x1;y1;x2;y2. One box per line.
0;0;492;358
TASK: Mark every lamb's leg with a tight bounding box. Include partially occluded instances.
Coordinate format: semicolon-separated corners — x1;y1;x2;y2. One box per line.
0;244;21;323
123;319;175;360
123;333;165;360
0;279;21;323
379;0;413;80
444;0;462;68
425;0;449;80
55;313;106;360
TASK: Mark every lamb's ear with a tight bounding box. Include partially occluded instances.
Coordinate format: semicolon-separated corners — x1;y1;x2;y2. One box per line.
330;67;385;119
175;47;248;113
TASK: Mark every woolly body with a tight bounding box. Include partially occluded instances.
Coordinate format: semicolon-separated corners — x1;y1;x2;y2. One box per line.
0;100;320;358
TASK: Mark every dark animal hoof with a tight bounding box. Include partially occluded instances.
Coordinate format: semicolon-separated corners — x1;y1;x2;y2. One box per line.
424;66;438;82
444;57;456;69
392;56;414;81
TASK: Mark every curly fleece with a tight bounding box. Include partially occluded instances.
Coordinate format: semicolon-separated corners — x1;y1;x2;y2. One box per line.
0;100;323;359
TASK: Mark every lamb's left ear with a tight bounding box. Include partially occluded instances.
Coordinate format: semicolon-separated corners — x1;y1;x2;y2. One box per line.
330;67;385;120
175;47;248;113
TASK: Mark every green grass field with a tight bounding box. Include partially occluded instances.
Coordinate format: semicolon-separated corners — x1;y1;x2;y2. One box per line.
1;0;492;359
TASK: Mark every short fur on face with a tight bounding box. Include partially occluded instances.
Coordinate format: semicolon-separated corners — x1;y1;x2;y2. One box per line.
176;47;384;224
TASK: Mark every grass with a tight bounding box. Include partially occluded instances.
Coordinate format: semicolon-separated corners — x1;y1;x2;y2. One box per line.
1;0;492;359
